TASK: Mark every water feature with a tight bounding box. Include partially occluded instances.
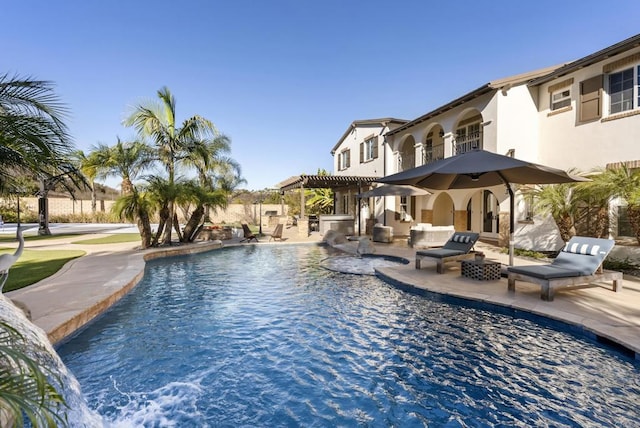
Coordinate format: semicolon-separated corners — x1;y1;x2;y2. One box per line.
53;244;640;426
0;296;101;427
319;253;409;275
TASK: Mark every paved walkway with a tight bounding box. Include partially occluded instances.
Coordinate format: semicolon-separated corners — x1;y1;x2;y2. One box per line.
3;224;640;359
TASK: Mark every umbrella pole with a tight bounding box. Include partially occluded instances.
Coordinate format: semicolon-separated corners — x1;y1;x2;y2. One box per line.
497;171;515;266
507;184;515;267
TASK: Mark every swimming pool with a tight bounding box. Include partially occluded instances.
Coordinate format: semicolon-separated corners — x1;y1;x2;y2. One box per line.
58;244;640;426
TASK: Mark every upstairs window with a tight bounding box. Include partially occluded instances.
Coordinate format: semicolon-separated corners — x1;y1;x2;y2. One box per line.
339;149;351;171
360;136;378;163
609;66;636;114
551;88;571;110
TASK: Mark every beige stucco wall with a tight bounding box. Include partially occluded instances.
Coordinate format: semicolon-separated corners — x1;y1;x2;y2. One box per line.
535;45;640;171
1;197;287;226
333;123;387;177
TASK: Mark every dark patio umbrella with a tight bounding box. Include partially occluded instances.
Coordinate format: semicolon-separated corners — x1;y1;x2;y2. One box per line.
357;184;430;198
377;149;588;265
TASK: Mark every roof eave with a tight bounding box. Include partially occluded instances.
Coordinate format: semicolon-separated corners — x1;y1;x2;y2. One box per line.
330;118;408;154
528;33;640;86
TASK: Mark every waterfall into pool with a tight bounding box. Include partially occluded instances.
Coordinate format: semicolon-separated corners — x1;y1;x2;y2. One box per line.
0;296;102;427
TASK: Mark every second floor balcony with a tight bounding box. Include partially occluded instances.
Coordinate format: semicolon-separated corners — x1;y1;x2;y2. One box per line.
454;131;482;154
424;143;445;165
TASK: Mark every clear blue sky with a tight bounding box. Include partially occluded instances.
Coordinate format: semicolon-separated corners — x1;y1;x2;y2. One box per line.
3;1;639;190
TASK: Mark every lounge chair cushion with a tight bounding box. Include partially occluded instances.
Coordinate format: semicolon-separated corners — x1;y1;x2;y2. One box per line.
508;236;615;278
441;232;480;253
416;249;465;259
507;265;582;280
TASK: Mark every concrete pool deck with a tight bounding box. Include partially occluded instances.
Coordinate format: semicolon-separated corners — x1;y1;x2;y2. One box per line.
3;224;640;359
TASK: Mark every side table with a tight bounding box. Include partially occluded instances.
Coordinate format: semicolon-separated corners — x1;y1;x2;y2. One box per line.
461;259;502;281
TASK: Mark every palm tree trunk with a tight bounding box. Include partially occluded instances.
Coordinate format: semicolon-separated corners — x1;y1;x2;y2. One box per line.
121;178;134;195
627;204;640;245
555;213;575;242
173;212;183;242
90;181;97;213
182;205;205;242
137;210;152;249
162;200;174;245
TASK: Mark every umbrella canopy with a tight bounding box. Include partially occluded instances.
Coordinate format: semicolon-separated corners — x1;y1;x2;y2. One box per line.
378;149;588;265
377;149;583;190
358;184;430;198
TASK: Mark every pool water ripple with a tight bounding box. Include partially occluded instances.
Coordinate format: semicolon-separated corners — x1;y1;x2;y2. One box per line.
58;245;640;427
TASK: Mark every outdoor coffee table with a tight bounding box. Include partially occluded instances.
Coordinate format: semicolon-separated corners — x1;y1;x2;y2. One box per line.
461;259;502;281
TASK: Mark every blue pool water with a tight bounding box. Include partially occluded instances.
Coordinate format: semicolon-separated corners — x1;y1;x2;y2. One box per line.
58;244;640;426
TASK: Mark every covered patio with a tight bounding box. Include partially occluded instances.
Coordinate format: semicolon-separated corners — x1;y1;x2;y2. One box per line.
277;174;378;237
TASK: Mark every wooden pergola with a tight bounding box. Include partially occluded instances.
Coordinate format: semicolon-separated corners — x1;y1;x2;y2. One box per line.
277;174;379;220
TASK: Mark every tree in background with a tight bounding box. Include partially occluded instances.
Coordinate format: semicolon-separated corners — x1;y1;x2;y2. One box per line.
72;150;100;213
586;165;640;244
533;182;581;242
90;138;155;195
180;133;245;224
124;87;219;245
111;187;154;249
305;169;334;215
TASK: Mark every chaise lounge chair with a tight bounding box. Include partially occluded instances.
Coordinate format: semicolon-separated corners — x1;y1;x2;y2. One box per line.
269;223;284;241
507;236;623;301
415;232;480;274
241;223;259;243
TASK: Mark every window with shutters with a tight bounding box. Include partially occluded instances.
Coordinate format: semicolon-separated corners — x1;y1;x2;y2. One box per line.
339;149;350;171
579;75;603;122
360;136;378;163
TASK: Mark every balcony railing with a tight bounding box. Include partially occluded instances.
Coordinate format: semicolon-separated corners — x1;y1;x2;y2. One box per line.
424;143;445;165
454;132;482;154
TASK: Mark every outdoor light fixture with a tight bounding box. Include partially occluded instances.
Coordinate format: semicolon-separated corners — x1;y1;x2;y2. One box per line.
439;129;445;137
469;173;482;182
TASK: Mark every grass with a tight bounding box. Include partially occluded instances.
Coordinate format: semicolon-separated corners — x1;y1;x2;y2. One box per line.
604;257;640;271
0;233;80;243
72;234;141;245
0;248;85;292
500;247;549;259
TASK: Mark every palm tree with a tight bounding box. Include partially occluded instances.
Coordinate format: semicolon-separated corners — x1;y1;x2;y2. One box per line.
144;176;177;247
0;73;75;192
306;187;334;214
124;87;218;245
175;180;228;243
304;169;334;215
72;150;100;213
90;138;154;195
533;182;580;242
111;187;154;249
589;165;640;244
181;134;245;222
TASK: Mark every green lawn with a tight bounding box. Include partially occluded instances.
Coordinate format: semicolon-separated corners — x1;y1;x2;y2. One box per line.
0;233;80;243
0;248;86;292
72;233;141;245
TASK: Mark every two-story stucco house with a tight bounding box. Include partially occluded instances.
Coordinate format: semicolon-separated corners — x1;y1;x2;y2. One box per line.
330;118;407;231
335;34;640;250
